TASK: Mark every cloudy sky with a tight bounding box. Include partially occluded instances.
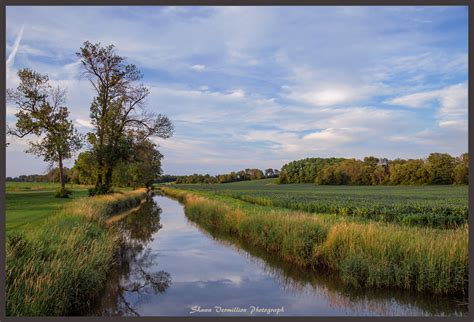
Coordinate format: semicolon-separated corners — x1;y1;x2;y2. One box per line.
5;6;468;176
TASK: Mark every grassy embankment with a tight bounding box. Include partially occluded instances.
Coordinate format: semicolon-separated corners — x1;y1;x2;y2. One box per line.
6;184;148;316
161;186;468;297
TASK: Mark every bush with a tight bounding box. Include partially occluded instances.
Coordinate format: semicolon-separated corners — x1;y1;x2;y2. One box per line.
55;188;72;198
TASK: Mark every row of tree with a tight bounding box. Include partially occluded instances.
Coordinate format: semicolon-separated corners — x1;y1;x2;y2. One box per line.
6;167;74;183
174;168;280;184
7;42;174;196
279;153;469;185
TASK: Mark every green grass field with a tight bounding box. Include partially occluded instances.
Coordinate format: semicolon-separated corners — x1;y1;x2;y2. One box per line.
6;183;91;232
5;182;136;232
169;179;468;228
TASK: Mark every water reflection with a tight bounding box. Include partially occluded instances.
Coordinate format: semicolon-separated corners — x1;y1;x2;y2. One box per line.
93;195;467;316
96;197;172;316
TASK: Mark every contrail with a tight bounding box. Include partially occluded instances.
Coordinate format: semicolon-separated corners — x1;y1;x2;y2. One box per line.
6;24;25;68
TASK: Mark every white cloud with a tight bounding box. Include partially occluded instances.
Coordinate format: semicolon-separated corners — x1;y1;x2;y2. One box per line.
76;118;93;129
190;64;205;71
385;90;439;108
6;105;17;116
303;127;368;144
438;120;467;129
385;83;467;131
290;88;353;106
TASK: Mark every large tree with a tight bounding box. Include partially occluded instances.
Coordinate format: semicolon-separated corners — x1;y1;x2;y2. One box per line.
76;41;174;194
7;69;82;196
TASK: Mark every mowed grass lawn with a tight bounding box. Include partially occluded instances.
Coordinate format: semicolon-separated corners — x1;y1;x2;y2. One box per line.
6;182;91;232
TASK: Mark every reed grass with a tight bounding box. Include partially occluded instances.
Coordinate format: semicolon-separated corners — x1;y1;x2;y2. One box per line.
162;187;468;296
6;189;148;316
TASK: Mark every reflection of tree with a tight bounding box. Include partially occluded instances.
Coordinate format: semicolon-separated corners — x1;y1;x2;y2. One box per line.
121;199;163;243
98;197;172;316
118;255;171;316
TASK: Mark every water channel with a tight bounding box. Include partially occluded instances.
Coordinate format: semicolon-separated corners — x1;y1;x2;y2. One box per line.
93;194;467;316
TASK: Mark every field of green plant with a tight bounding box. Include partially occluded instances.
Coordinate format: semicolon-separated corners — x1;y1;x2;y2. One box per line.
170;179;468;228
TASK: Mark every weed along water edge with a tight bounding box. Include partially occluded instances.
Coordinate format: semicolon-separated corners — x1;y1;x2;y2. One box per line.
93;193;467;316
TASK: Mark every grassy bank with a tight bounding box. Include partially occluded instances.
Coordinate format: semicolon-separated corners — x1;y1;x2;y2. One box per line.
6;189;148;316
161;187;468;297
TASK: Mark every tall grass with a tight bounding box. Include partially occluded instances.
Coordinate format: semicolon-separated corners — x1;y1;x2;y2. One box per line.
162;187;468;297
6;189;148;316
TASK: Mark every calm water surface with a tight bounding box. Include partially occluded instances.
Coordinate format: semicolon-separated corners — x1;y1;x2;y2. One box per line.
93;194;467;316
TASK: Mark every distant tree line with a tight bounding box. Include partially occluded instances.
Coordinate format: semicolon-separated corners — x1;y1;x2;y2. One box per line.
7;167;75;184
173;168;280;184
279;153;468;185
155;175;179;183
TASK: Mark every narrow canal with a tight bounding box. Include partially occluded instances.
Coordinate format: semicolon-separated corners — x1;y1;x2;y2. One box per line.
93;194;467;316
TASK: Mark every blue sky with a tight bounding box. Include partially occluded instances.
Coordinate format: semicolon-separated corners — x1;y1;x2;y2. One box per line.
5;6;468;176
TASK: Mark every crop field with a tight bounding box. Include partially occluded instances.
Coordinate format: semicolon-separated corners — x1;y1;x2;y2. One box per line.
169;179;468;228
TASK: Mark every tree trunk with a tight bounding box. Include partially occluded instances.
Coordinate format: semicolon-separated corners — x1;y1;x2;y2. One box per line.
58;155;65;191
104;165;114;193
95;153;104;193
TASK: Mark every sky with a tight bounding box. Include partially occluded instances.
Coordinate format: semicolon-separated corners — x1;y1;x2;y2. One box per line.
5;6;468;177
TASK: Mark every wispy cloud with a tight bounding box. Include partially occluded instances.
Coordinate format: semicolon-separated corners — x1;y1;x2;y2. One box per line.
6;24;24;68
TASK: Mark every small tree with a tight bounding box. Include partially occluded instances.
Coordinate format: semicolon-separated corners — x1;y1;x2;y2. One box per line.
7;69;82;197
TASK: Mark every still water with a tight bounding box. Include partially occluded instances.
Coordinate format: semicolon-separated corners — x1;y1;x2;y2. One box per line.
93;194;467;316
